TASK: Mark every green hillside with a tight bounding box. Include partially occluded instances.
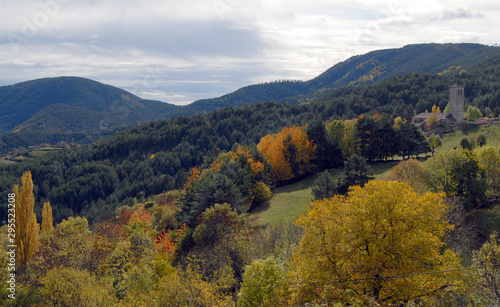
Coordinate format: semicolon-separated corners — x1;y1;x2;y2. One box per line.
3;43;500;224
251;160;400;226
189;43;500;110
0;76;179;134
1;43;499;154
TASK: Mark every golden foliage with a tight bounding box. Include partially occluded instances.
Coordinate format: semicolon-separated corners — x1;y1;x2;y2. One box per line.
257;126;316;182
13;171;39;266
39;266;115;306
426;114;438;129
292;180;463;305
431;104;442;113
384;159;429;194
41;202;54;234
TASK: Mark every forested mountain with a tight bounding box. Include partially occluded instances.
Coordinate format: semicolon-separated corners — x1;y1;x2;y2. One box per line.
5;43;500;306
0;76;179;134
189;43;500;110
3;47;500;225
2;43;498;136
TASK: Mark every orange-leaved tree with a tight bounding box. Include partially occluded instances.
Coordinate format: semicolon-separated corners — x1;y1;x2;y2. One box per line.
13;171;39;266
257;126;316;183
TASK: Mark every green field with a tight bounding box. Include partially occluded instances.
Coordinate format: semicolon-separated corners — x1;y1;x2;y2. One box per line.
250;160;400;227
250;122;500;229
438;122;500;152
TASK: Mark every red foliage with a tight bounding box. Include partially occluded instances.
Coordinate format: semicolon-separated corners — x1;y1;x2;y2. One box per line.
154;223;189;256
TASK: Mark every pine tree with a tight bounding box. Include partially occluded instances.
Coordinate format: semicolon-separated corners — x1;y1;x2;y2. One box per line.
12;171;39;266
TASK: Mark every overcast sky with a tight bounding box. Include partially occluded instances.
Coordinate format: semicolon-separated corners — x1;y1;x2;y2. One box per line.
1;0;498;105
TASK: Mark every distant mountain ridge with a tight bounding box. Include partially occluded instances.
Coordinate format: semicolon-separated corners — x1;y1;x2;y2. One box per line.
0;76;179;134
190;43;500;110
1;43;500;153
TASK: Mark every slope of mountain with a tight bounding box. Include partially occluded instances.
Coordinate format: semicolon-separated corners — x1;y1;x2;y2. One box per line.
1;43;499;154
3;46;500;223
189;43;500;110
0;76;179;134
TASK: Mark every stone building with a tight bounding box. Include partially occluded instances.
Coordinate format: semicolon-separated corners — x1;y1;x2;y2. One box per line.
412;84;465;130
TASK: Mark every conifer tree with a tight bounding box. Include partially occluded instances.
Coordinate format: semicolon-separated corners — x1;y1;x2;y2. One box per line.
12;171;39;266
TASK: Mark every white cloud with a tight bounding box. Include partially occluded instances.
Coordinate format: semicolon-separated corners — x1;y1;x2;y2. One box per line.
0;0;499;105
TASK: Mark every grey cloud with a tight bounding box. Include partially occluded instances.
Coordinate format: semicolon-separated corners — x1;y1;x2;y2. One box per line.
439;7;484;21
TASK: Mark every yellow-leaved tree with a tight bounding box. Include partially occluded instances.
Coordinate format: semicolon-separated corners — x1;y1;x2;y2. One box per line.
41;201;54;234
291;180;464;305
12;171;39;266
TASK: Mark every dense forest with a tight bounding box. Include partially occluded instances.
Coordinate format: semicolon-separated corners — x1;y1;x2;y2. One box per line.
2;49;500;223
3;44;500;305
2;125;500;305
1;43;498;154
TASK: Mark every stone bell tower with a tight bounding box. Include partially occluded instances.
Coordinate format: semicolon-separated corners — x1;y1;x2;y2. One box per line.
449;84;465;124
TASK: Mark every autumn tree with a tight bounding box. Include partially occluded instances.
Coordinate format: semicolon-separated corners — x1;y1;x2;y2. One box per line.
385;159;429;194
469;233;500;305
291;180;463;305
257;126;316;183
180;146;271;227
13;171;39;266
431;104;442;113
40;266;115;306
427;114;439;130
41;201;54;234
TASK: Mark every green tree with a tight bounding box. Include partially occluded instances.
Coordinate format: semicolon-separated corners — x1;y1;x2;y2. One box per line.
425;149;486;210
189;203;248;282
460;137;474;151
251;181;272;206
338;154;374;194
238;256;289;307
477;134;487;147
475;146;500;199
427;134;442;156
464;105;483;121
469;233;500;305
312;170;338;200
306;120;342;169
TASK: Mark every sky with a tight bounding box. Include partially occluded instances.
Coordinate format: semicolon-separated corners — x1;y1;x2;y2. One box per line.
1;0;499;105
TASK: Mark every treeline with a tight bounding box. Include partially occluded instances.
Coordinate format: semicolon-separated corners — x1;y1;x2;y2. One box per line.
4;51;500;223
4;142;500;305
0;103;333;223
316;52;500;119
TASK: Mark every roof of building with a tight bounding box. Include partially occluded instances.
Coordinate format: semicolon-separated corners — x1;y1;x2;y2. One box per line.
412;112;453;120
